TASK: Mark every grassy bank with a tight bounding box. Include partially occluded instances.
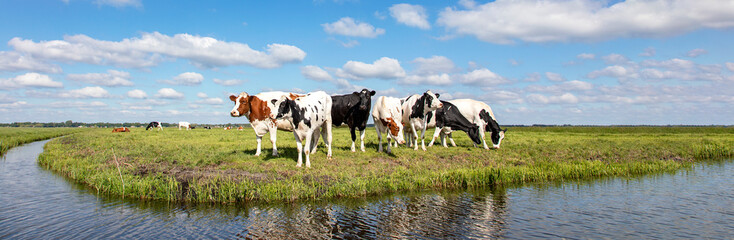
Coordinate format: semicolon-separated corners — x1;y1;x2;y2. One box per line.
38;126;733;203
0;127;89;155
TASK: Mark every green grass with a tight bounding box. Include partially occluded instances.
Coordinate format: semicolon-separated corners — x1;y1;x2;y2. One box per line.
37;126;734;203
0;127;89;155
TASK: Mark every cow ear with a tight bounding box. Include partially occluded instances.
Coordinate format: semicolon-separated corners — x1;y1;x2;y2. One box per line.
271;99;277;105
229;95;237;102
370;90;376;96
435;93;440;98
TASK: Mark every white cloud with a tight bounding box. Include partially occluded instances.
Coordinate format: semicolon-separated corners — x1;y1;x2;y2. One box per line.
639;47;656;57
602;54;631;65
160;72;204;85
66;70;133;87
577;53;595;60
9;32;306;69
411;56;456;75
458;0;477;9
212;78;244;86
339;57;406;80
0;101;28;109
686;48;708;57
59;86;111;98
48;101;107;108
93;0;141;8
545;72;566;82
527;93;579;104
459;68;509;86
0;73;63;89
127;89;147;99
196;92;208;98
196;97;224;105
437;0;734;44
0;93;15;103
322;17;385;38
587;65;638;80
389;4;430;30
156;88;184;99
526;80;594;93
0;51;62;73
399;73;452;86
726;62;734;72
523;72;541;82
301;65;333;81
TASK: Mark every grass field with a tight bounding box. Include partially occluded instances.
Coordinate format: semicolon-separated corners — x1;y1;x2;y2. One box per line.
0;127;89;155
37;126;733;203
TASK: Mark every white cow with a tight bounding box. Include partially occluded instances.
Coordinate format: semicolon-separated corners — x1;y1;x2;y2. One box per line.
270;91;333;168
372;96;406;154
229;91;296;156
178;121;191;130
446;99;506;149
400;90;443;151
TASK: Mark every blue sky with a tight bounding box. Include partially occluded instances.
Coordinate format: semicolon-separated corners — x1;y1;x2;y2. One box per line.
1;0;733;125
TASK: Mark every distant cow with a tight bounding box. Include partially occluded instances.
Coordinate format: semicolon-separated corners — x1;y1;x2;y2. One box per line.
178;122;192;130
400;90;443;151
330;88;376;152
145;121;163;131
230;91;296;156
203;126;211;129
270;91;333;168
427;100;482;147
237;126;244;131
112;127;130;133
372;96;406;154
223;126;232;130
448;99;507;149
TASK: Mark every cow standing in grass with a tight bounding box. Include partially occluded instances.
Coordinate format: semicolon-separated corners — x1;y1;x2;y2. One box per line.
444;99;507;149
330;89;376;152
229;91;296;156
270;91;333;168
427;100;482;147
146;121;163;131
178;122;192;130
400;90;443;151
372;96;406;154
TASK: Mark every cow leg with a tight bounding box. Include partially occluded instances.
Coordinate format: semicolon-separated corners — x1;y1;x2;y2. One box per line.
448;132;457;147
428;127;441;147
269;127;279;156
410;123;420;151
294;132;304;167
303;130;313;168
255;135;263;156
479;129;489;149
350;127;357;152
359;128;366;152
324;122;332;159
386;137;392;154
420;125;427;151
375;126;383;153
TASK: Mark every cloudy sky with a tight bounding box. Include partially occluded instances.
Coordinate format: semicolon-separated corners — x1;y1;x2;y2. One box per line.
1;0;733;125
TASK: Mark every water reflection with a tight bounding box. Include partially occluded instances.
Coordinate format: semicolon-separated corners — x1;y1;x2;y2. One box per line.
1;140;733;239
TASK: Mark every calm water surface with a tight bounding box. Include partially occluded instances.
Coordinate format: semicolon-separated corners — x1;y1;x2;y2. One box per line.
1;140;732;239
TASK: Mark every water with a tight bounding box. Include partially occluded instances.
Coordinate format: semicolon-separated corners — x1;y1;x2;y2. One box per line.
1;140;732;239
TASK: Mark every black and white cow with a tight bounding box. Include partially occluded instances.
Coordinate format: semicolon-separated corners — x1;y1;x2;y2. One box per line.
427;101;482;147
371;96;406;153
270;91;333;168
145;121;163;131
330;88;376;152
446;99;507;149
400;90;443;151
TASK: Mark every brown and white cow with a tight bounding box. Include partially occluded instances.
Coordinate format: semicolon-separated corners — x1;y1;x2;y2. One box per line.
372;96;406;154
229;91;295;156
237;126;244;131
112;127;130;132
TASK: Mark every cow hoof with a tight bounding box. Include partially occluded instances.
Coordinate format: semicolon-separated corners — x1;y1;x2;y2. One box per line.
351;149;356;153
255;153;261;156
360;148;365;152
296;164;302;168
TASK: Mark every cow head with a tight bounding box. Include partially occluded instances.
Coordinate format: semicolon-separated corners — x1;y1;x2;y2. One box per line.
381;117;406;144
468;126;483;145
353;88;376;111
270;95;293;120
423;90;443;112
490;129;507;149
229;92;250;117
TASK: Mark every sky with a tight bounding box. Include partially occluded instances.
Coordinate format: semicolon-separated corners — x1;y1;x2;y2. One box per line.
1;0;733;125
